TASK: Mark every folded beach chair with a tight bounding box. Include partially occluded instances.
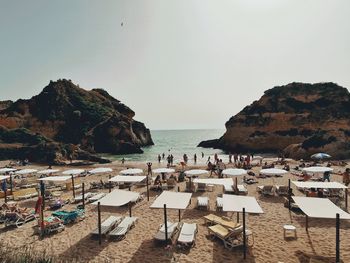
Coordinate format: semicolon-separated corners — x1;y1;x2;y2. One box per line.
154;221;179;241
91;215;122;236
257;185;274;196
275;185;289;196
216;197;223;211
197;197;209;210
88;193;106;203
177;223;198;248
109;216;138;240
208;224;245;250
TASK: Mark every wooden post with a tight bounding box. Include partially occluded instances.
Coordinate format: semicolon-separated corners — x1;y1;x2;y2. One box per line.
237;212;239;223
129;202;132;217
336;213;340;263
164;204;168;243
82;183;85;209
189;177;192;192
71;175;75;198
235;177;238;194
98;202;102;245
9;174;13;194
288;179;291;210
128;186;131;191
40;197;44;237
40;181;45;209
345;189;348;212
306;215;309;231
109;175;112;193
4;184;7;204
243;207;246;259
146;174;149;201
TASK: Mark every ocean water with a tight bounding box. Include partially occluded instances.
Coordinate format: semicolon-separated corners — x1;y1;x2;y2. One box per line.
103;129;226;164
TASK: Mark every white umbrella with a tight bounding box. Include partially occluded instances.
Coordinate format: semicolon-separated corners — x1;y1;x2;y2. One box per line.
153;168;175;174
260;168;288;176
120;168;143;175
311;153;331;159
89;167;113;174
15;169;38;175
185;169;209;177
302;166;333;173
62;169;85;175
222;168;247;176
38;169;60;175
0;168;17;174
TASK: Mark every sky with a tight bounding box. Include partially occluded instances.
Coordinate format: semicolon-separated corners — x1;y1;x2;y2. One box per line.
0;0;349;130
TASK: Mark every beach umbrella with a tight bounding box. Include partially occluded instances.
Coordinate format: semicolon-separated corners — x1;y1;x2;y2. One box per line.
0;168;16;174
302;166;333;173
222;169;247;192
184;169;208;177
311;153;331;160
152;168;175;174
62;169;85;175
15;169;38;175
260;168;288;176
38;169;60;175
120;168;143;175
89;167;113;174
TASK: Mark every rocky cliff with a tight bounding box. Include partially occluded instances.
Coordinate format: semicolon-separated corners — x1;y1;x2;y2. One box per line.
199;82;350;159
0;79;153;164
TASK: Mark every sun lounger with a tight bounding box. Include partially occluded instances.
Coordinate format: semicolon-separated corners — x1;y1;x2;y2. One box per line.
257;185;274;196
4;211;36;228
204;214;240;229
35;216;65;235
197;197;209;210
177;223;197;248
52;209;85;224
88;193;106;203
223;184;235;194
275;185;289;196
13;188;38;201
237;185;248;195
154;221;179;241
216;197;223;211
208;224;245;250
91;215;122;236
109;216;138;240
73;192;95;203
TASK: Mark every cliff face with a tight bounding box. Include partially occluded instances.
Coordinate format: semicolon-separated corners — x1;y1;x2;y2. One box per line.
0;79;153;163
199;82;350;159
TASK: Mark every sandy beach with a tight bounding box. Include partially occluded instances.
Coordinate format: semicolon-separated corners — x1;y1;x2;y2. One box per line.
0;159;349;263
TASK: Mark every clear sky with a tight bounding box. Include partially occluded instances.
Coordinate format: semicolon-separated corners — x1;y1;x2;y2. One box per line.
1;0;349;130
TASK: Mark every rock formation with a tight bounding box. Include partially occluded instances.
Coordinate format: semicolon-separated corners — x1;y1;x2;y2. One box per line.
199;82;350;159
0;79;153;164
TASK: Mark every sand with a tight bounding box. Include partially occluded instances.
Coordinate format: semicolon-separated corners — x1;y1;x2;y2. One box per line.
0;159;349;263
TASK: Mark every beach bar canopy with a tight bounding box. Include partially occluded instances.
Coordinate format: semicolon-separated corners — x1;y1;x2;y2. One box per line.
120;168;143;175
15;169;38;175
89;168;113;174
193;178;233;186
223;195;264;214
292;181;348;189
293;197;350;220
302;166;333;173
109;175;146;183
38;176;71;182
0;168;16;174
93;189;140;207
38;169;60;175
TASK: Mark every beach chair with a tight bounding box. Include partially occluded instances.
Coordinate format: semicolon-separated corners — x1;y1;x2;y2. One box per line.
52;209;85;224
109;217;138;240
197;197;209;210
216;197;223;211
91;215;122;236
73;192;95;203
88;193;106;203
154;221;179;241
257;185;274;196
275;185;289;196
4;211;36;228
237;185;248;195
36;216;65;235
197;183;207;192
177;223;198;248
223;184;235;194
203;214;239;229
208;224;245;250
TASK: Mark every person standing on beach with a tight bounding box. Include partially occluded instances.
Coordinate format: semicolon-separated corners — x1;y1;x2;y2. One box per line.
183;154;188;164
170;154;174;166
147;162;152;175
217;159;226;178
343;168;350;186
162;153;165;159
194;154;197;164
206;156;211;164
158;154;161;163
167;155;171;167
121;158;125;164
234;153;238;165
201;152;204;158
214;153;218;164
229;153;232;163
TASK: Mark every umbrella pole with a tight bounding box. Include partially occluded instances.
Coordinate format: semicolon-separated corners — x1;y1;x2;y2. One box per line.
306;215;309;231
9;174;13;194
235;177;238;194
4;184;7;204
146;174;149;201
71;175;75;198
288;179;291;210
109;175;112;193
237;212;239;223
243;207;246;259
40;181;45;209
189;177;192;192
98;202;102;245
345;189;348;212
129;202;132;217
82;183;85;209
336;213;340;263
164;204;168;243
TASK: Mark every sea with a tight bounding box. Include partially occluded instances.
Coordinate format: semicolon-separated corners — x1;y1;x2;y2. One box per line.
102;129;227;164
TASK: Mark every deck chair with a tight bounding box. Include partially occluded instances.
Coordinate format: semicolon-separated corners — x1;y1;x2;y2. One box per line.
275;185;289;196
203;214;240;229
74;192;95;203
4;211;36;228
237;185;248;195
216;197;223;211
109;217;138;240
208;224;245;250
257;185;274;196
177;223;197;248
154;221;179;241
91;215;122;236
88;193;106;203
197;197;209;210
197;183;207;192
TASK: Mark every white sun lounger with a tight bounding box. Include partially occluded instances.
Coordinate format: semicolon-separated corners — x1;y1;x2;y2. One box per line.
216;197;223;211
88;193;106;203
91;215;122;236
197;197;209;210
109;216;138;240
74;192;95;203
154;221;179;241
177;223;197;248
